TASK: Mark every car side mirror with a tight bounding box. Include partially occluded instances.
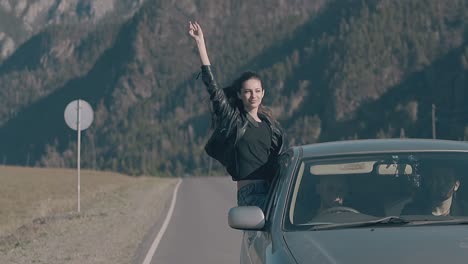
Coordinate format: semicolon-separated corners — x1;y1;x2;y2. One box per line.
228;206;265;230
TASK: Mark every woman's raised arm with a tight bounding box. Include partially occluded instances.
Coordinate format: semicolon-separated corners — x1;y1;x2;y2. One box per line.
189;21;211;66
188;21;237;128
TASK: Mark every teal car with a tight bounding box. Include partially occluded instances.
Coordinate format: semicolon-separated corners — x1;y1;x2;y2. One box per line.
229;139;468;264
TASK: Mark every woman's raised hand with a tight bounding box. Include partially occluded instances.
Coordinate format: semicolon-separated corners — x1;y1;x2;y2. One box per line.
189;21;204;43
189;21;210;65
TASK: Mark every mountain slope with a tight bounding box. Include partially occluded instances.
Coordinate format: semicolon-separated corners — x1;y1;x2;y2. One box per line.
0;0;467;175
0;0;145;61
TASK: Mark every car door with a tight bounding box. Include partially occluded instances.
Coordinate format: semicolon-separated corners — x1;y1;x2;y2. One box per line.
247;153;292;263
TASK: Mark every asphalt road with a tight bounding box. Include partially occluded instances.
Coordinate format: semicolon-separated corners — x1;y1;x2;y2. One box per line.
135;176;242;264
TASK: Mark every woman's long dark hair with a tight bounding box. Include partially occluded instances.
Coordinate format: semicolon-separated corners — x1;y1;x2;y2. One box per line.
211;71;277;129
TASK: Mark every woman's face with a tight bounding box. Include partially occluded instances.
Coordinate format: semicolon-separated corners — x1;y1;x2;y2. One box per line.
238;78;264;111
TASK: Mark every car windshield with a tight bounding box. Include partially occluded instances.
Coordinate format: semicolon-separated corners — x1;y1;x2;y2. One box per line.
287;152;468;230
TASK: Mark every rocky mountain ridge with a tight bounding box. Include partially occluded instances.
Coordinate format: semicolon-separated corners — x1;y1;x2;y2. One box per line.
0;0;145;60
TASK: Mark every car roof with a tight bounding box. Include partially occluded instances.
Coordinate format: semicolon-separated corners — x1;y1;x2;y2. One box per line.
297;139;468;159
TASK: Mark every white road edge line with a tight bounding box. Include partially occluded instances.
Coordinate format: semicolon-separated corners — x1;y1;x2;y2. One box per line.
142;178;183;264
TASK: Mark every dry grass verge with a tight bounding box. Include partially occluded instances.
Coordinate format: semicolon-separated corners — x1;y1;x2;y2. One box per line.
0;166;177;264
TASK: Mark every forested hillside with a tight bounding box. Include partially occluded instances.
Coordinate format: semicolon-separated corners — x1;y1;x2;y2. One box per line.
0;0;467;176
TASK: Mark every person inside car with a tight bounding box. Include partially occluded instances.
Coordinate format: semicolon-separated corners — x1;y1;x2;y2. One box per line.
402;165;467;216
315;176;356;215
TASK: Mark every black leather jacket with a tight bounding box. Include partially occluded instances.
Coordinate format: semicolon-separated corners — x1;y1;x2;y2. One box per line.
201;65;285;181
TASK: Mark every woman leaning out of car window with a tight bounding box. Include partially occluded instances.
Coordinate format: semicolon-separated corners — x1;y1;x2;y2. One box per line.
188;21;286;209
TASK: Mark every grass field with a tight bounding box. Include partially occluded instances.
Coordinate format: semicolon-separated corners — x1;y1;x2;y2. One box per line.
0;165;145;236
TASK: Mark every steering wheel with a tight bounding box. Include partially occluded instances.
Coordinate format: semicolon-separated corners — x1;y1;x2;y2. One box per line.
320;206;360;215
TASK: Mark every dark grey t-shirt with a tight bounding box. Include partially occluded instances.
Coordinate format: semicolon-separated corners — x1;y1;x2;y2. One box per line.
236;120;272;180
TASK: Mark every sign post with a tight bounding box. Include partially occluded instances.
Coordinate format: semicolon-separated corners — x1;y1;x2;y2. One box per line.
64;99;94;213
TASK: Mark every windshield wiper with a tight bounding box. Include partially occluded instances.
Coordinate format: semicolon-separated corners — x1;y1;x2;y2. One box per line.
310;216;410;231
404;218;468;227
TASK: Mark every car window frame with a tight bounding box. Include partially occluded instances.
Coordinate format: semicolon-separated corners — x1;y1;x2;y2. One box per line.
263;152;293;225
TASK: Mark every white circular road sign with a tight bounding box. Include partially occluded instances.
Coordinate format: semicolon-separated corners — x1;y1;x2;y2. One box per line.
64;99;94;131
